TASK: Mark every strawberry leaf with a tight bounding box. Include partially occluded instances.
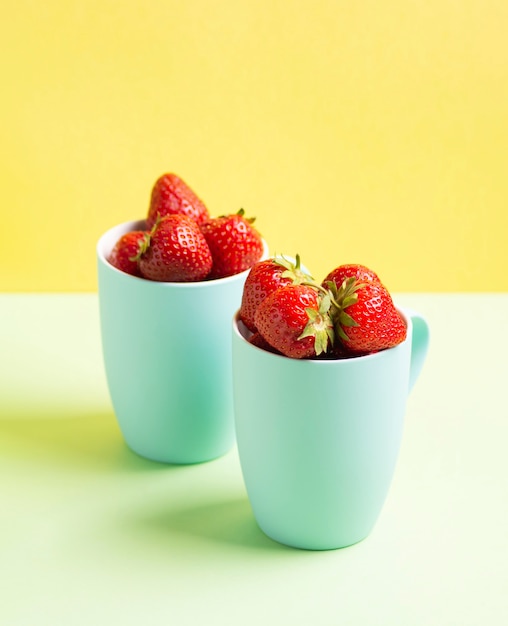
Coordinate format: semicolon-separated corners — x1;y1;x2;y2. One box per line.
129;231;152;262
335;324;350;343
342;294;359;308
318;293;332;315
338;311;358;327
275;254;315;285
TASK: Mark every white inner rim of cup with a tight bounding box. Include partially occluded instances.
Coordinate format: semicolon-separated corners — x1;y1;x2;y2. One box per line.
233;308;411;362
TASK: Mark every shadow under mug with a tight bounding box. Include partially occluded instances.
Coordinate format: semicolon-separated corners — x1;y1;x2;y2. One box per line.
97;219;268;464
232;307;430;549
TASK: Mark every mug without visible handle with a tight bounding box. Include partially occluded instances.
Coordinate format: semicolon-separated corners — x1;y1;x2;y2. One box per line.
97;219;269;464
232;307;430;549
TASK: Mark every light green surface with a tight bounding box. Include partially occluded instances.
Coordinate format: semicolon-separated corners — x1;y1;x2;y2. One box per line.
1;293;507;625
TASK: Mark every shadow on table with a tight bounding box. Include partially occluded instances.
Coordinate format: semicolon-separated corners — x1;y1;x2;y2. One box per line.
134;496;293;553
0;412;174;474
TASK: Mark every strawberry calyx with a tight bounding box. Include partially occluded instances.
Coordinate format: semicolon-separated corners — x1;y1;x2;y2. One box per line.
324;277;366;342
298;290;335;356
129;213;163;262
236;207;255;224
274;254;314;286
273;255;336;355
217;208;256;225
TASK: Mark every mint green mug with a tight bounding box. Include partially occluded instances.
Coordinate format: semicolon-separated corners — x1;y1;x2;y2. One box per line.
97;220;268;464
232;308;429;549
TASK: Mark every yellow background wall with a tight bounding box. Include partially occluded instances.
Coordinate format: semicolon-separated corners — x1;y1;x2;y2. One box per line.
1;0;507;292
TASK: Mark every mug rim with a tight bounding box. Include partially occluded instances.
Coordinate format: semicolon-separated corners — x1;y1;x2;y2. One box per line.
232;308;411;364
97;219;270;288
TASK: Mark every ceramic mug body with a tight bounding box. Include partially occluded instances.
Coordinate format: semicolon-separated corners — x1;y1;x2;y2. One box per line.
97;220;268;464
232;308;429;549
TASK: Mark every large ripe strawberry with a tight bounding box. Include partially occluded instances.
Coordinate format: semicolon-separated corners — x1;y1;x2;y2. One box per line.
254;284;334;359
322;263;381;291
200;208;264;279
108;230;147;277
239;255;312;332
328;277;407;354
146;173;210;229
136;214;212;282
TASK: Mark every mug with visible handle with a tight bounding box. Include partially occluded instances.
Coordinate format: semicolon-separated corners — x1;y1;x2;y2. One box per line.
232;307;429;549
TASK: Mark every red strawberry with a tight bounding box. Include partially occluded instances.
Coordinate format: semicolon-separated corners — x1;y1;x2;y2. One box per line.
314;339;354;360
108;230;147;277
254;284;334;359
146;173;210;229
239;255;312;332
200;209;264;279
136;214;212;282
322;263;381;291
328;277;406;354
248;332;282;354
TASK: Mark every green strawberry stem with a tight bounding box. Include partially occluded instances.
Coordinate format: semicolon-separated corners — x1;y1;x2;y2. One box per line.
273;254;346;311
274;254;315;285
217;208;256;224
129;213;163;262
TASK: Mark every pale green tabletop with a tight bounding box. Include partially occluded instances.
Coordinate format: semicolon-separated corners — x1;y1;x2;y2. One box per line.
1;293;507;625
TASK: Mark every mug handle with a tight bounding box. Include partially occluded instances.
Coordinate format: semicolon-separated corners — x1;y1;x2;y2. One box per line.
404;308;430;392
